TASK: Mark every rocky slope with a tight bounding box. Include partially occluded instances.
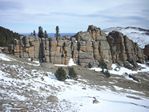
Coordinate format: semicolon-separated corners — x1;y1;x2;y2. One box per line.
0;53;149;112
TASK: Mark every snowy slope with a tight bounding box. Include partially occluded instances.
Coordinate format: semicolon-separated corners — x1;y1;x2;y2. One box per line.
104;27;149;48
0;53;149;112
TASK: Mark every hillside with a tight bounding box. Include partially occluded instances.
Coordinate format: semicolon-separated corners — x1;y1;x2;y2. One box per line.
104;27;149;48
0;26;20;46
0;53;149;111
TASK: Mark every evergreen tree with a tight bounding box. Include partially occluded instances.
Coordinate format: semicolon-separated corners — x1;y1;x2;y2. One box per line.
38;26;44;38
44;30;48;38
33;30;36;37
55;67;67;81
99;60;110;78
0;26;20;47
88;62;92;68
55;26;60;41
38;26;45;62
68;67;77;80
39;41;45;63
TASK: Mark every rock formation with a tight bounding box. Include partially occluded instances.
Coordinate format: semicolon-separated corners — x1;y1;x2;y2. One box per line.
3;25;145;69
144;44;149;60
74;25;112;68
107;31;144;68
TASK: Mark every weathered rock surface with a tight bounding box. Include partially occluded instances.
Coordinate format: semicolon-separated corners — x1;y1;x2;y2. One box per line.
74;25;112;68
144;44;149;60
3;25;145;69
107;31;144;68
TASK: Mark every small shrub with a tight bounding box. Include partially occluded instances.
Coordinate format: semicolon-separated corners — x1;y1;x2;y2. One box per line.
68;67;78;80
99;60;107;72
88;63;92;68
55;67;67;81
102;70;111;78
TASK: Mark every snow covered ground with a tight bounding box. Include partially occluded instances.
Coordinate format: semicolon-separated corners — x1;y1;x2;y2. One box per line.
0;53;16;61
90;63;149;75
0;53;149;112
58;80;149;112
90;63;149;82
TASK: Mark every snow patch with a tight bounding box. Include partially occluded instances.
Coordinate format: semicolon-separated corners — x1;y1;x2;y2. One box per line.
104;27;149;48
90;63;149;76
58;80;149;112
55;58;76;67
89;67;102;72
0;53;14;61
109;64;137;75
68;58;77;66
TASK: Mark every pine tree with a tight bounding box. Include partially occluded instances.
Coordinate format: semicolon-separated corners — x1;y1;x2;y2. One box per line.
44;30;48;39
0;26;20;47
55;67;67;81
55;26;60;41
68;67;77;80
38;26;44;38
33;30;36;37
38;26;45;63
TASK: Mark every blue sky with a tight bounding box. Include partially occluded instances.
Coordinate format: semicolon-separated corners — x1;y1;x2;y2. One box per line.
0;0;149;33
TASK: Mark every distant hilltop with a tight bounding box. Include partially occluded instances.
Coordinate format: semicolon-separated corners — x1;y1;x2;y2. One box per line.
0;26;20;46
0;25;149;69
104;26;149;48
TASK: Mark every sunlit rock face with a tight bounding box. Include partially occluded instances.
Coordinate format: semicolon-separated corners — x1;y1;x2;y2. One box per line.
6;25;145;69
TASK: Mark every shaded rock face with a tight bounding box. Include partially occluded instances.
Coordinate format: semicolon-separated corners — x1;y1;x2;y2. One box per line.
6;25;145;69
50;39;72;64
107;31;144;67
144;44;149;60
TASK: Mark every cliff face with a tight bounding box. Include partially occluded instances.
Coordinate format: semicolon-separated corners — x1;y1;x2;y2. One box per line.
144;44;149;60
74;25;112;68
107;31;144;63
5;25;145;69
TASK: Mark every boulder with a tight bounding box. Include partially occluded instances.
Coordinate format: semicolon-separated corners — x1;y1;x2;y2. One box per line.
46;95;58;102
123;61;134;70
75;32;92;41
87;25;106;41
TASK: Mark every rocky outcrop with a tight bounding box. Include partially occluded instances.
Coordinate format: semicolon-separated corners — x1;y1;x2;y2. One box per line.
74;25;112;68
50;39;72;64
107;31;144;68
4;25;145;69
144;44;149;60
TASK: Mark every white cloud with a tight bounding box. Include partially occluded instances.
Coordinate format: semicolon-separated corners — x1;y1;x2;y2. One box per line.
0;0;148;33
